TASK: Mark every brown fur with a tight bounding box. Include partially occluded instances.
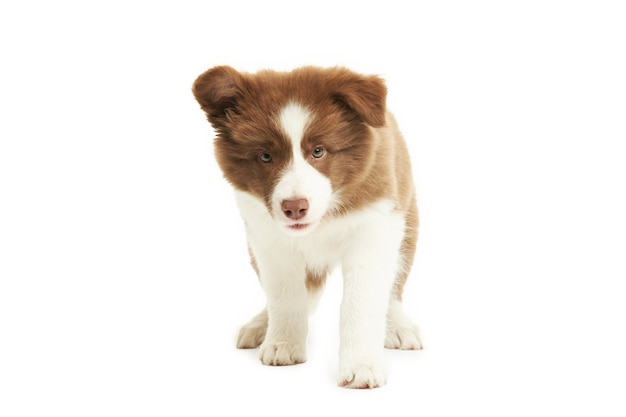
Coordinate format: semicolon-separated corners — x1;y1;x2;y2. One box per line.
305;268;328;293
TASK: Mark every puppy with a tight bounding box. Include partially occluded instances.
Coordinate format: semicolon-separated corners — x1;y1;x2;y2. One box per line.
192;66;422;388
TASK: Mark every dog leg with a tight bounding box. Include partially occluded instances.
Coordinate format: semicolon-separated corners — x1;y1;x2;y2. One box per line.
254;252;309;366
337;208;405;388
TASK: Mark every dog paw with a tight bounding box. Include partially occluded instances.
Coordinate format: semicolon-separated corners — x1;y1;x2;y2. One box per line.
338;361;387;389
385;301;423;350
236;310;268;349
385;324;423;350
259;341;306;366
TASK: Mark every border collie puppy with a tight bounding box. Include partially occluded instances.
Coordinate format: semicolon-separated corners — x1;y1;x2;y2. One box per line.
192;66;422;388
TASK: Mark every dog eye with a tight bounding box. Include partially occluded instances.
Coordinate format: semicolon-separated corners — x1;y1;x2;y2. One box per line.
258;152;273;163
312;147;325;159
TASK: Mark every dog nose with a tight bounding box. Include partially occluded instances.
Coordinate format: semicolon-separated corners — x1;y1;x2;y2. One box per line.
282;199;309;220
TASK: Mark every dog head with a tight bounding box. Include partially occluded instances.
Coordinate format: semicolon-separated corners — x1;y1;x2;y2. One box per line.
192;66;387;235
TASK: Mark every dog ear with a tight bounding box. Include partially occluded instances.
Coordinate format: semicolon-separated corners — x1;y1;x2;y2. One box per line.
332;70;388;128
192;66;246;127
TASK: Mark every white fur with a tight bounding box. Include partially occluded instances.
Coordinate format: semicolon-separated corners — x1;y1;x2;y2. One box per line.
236;194;405;387
278;102;310;150
385;299;423;350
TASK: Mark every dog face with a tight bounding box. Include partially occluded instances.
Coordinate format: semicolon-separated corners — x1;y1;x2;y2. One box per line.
192;66;387;235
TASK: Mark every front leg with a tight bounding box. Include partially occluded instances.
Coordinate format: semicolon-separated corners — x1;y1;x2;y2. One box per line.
256;249;309;366
338;209;405;388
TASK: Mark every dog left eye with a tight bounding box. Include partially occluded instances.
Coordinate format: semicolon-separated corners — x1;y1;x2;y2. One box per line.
312;147;325;158
258;152;273;163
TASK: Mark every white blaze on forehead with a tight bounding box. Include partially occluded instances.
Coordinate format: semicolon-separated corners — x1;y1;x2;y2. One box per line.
279;102;311;154
272;101;333;235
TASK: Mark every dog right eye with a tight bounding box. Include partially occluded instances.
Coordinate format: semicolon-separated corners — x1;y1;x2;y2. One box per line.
258;152;273;163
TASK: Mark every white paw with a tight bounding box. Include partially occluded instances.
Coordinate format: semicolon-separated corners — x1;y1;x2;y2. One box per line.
386;300;423;350
338;360;387;389
259;341;306;366
385;324;423;350
236;311;268;349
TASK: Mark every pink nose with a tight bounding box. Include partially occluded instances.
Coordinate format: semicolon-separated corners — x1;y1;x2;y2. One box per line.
282;199;309;220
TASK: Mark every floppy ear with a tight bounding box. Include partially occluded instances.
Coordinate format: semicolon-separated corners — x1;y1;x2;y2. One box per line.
192;65;246;127
332;71;388;128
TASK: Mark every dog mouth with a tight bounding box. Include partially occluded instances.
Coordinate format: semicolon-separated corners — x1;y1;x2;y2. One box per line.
288;223;310;231
281;221;320;235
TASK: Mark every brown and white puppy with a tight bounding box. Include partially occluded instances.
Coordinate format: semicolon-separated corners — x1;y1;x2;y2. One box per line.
192;66;422;388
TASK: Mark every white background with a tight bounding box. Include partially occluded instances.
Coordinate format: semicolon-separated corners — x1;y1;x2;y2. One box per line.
1;0;625;415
